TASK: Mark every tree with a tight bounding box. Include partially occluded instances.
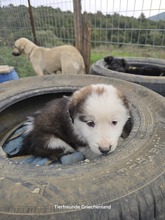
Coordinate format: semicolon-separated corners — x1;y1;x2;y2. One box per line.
138;13;146;22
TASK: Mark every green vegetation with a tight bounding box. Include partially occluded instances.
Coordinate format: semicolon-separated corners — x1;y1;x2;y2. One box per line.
0;47;35;78
0;4;165;78
1;45;165;78
91;45;165;63
0;4;165;47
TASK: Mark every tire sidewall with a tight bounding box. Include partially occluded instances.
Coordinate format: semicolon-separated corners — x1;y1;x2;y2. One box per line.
0;75;165;219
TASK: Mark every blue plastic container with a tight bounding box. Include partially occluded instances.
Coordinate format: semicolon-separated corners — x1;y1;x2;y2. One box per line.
0;67;19;83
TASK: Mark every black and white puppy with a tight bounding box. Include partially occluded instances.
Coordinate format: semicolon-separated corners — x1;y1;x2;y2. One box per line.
21;84;130;160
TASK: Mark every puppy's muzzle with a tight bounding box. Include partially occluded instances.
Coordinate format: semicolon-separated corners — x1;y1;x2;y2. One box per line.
99;145;111;154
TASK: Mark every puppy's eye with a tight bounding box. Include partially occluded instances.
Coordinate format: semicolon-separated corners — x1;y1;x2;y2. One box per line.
86;120;95;127
112;120;117;125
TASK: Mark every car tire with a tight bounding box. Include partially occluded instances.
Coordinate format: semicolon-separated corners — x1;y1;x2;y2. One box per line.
0;75;165;220
91;57;165;96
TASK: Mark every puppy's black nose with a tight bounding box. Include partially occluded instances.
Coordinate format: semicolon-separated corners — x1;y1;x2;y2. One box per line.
99;146;111;154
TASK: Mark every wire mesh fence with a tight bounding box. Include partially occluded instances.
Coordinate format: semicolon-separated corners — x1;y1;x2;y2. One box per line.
0;0;75;47
0;0;164;77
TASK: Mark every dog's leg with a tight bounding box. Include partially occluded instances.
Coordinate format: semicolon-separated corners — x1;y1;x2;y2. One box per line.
32;64;44;76
47;137;75;155
61;55;82;74
22;132;75;160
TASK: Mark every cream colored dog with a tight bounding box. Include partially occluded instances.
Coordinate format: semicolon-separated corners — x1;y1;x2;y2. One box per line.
12;38;86;76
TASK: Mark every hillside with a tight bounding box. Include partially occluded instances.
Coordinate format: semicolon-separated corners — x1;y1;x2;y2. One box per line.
0;5;165;48
149;12;165;21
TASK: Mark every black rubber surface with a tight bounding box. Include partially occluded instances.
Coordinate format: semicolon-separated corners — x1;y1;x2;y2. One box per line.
91;57;165;96
0;75;165;220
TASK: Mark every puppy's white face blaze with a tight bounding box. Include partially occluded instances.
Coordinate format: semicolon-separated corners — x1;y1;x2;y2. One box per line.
72;84;129;155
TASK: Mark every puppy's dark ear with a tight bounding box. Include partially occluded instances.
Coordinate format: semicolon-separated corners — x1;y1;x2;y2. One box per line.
104;56;114;63
109;56;114;60
68;106;74;123
68;87;91;123
117;90;130;113
68;101;75;123
122;94;129;110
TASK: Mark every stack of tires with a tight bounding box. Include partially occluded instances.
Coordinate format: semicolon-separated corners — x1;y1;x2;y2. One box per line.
0;75;165;219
